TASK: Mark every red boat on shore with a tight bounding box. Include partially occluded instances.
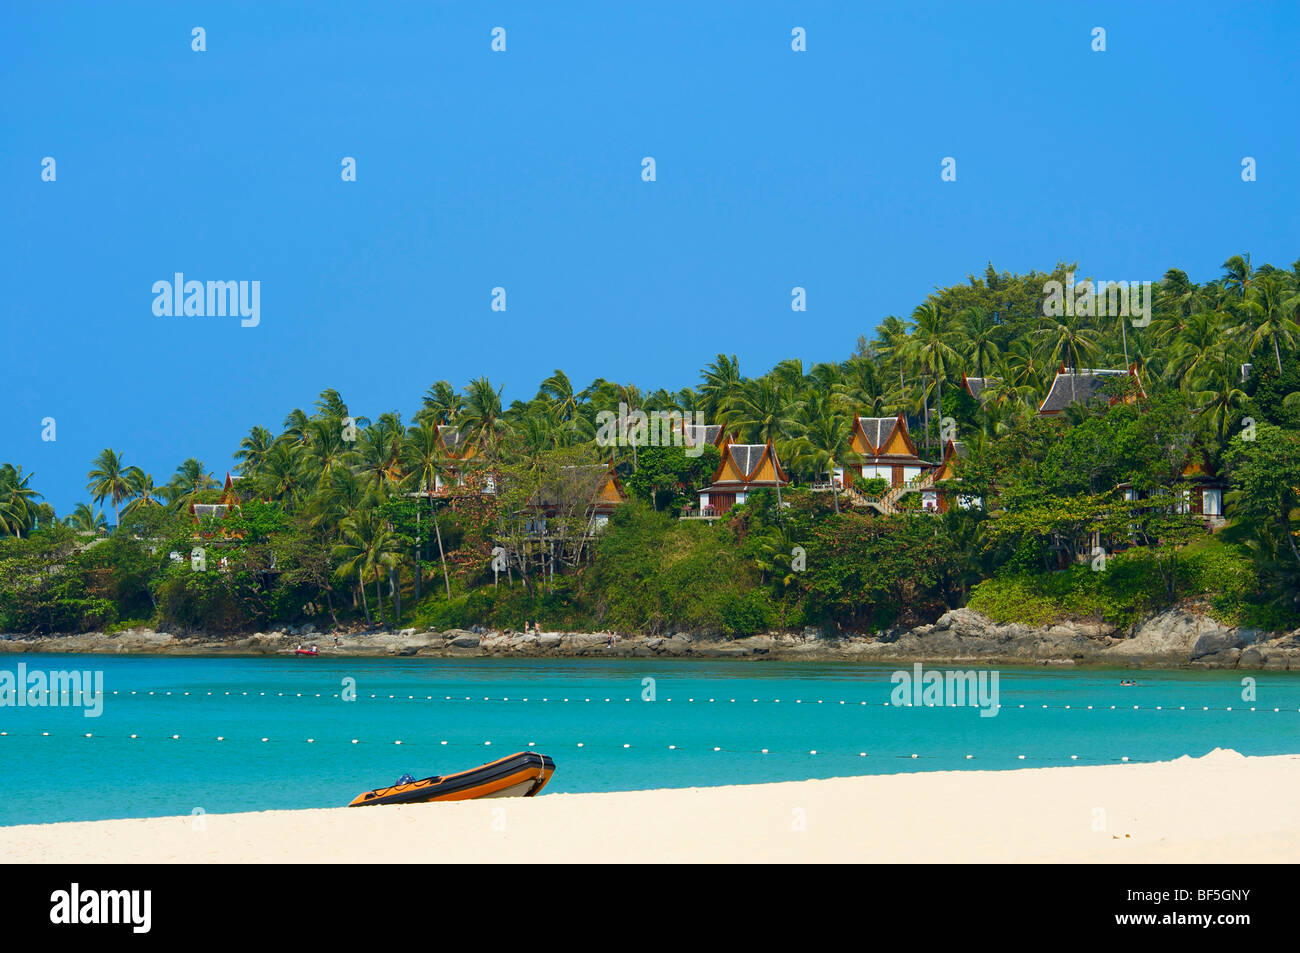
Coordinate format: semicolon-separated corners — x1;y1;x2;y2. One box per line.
294;645;319;657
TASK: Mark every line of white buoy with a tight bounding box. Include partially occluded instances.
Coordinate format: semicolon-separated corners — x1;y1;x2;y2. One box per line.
0;731;1155;761
82;690;1297;712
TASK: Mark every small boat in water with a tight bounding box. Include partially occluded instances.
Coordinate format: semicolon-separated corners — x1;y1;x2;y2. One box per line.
348;751;556;807
294;645;319;657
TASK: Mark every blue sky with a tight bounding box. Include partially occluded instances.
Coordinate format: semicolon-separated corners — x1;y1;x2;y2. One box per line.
4;1;1299;516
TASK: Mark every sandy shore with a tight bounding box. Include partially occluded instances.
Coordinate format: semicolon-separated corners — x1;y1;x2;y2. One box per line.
3;749;1298;863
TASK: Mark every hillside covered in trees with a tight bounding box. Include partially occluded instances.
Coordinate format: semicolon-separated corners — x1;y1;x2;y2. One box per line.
4;254;1300;638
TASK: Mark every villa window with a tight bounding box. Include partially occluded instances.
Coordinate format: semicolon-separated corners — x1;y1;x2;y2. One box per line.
1203;488;1223;517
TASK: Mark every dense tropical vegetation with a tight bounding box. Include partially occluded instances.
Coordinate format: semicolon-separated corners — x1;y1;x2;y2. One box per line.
4;254;1300;637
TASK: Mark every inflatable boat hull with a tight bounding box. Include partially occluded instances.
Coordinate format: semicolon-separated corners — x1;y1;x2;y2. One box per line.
348;751;555;807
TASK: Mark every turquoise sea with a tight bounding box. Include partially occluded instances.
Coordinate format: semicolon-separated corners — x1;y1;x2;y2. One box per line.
1;654;1299;827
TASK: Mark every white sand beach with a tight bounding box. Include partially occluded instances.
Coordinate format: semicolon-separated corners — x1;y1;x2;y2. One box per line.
4;748;1297;863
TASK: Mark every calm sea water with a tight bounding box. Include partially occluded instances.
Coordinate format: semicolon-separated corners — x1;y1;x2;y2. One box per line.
1;654;1298;827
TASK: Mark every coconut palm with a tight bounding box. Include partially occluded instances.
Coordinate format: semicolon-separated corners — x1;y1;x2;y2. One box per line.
164;458;217;513
1194;351;1249;449
417;380;465;427
332;508;401;627
121;469;163;516
1234;273;1300;373
461;377;506;458
1034;315;1101;402
1165;311;1232;390
1221;253;1254;299
66;502;107;533
699;354;742;421
258;442;306;510
234;425;274;479
401;424;452;598
0;464;41;537
86;448;135;529
792;392;852;513
957;307;1001;382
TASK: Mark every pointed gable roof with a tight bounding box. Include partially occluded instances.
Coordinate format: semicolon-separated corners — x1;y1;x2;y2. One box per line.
1038;367;1145;415
851;413;923;460
935;439;969;482
705;441;789;489
437;424;475;459
682;422;727;448
962;375;996;400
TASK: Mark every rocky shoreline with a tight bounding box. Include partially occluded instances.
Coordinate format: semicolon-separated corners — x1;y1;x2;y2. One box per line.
4;606;1300;669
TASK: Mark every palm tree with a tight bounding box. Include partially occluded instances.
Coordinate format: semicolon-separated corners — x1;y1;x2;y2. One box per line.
1034;315;1101;402
234;425;274;479
793;392;852;513
1194;350;1249;449
911;301;961;444
164;458;217;513
1234;273;1300;373
873;316;912;394
1165;311;1230;390
66;502;107;534
352;414;406;497
401;424;452;598
332;508;400;627
957;307;1000;383
417;381;465;427
699;354;742;421
86;448;135;529
259;441;306;510
0;464;41;537
1221;253;1254;299
121;469;163;516
461;377;506;458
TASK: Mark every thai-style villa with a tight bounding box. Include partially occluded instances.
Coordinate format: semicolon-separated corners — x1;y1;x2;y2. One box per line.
696;441;789;517
188;472;243;520
1037;366;1145;416
846;413;936;488
1117;458;1228;528
920;439;982;513
525;464;628;535
434;425;482;493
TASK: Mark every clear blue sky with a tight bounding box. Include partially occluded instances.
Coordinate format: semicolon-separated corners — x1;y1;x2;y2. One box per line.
4;1;1299;516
